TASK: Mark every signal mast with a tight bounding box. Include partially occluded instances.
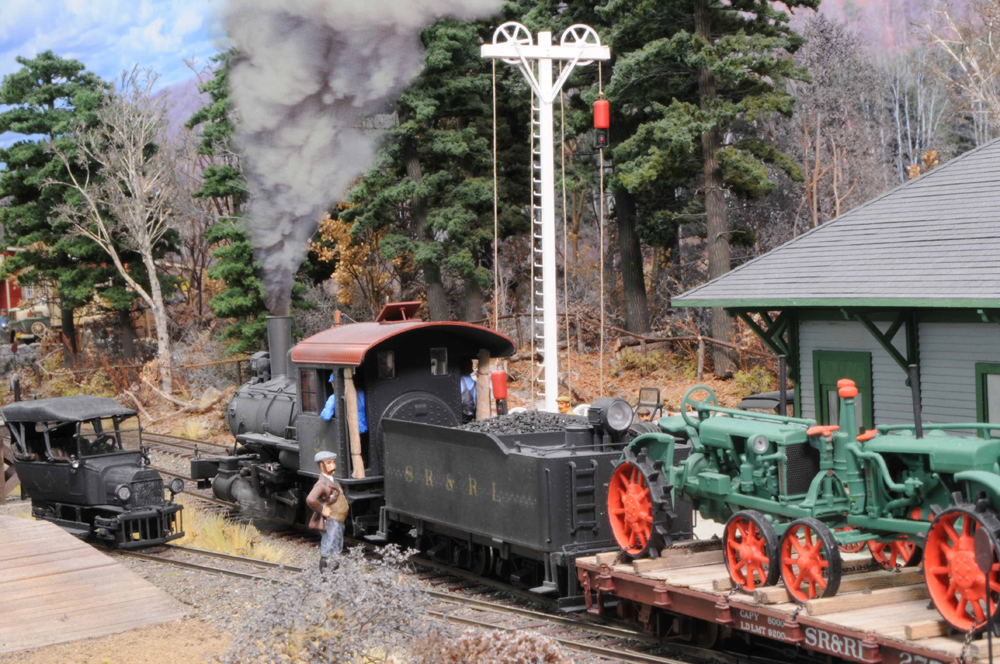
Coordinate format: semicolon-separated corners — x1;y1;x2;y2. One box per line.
481;22;610;412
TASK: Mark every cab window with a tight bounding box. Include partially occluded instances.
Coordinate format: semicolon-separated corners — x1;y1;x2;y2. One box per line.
301;369;320;414
430;348;448;376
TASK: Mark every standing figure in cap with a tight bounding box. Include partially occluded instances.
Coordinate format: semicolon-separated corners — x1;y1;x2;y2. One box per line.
306;450;349;570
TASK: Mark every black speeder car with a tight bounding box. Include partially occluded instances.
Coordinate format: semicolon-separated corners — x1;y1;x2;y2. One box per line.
2;395;183;548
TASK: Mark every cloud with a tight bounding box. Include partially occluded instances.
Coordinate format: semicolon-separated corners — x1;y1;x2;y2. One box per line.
0;0;227;97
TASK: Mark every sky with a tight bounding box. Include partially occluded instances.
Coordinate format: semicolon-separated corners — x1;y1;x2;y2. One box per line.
0;0;227;150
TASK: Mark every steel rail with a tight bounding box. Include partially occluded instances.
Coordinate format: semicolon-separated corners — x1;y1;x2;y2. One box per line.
427;608;682;664
426;590;659;645
164;543;304;572
131;431;231;451
117;550;280;582
179;491;234;509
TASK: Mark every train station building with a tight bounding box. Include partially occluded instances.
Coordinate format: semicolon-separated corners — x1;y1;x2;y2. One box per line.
673;138;1000;434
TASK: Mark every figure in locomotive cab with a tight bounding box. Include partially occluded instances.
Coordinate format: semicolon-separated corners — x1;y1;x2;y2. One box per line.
460;358;476;422
307;451;349;571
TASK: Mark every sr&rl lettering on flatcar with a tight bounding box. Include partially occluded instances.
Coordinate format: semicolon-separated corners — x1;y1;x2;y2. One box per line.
189;302;694;608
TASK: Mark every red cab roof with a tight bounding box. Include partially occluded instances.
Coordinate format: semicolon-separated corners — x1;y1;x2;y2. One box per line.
290;320;515;366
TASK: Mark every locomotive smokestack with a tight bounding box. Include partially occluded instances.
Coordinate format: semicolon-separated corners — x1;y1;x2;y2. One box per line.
266;316;292;379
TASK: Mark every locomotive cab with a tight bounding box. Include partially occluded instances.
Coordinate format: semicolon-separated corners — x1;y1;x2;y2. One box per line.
197;303;515;536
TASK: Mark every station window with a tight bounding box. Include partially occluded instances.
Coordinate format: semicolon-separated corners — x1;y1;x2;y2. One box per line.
301;369;320;414
976;363;1000;437
430;348;448;375
377;351;395;380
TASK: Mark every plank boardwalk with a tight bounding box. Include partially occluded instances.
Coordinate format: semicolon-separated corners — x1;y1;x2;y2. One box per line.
579;550;990;663
0;516;185;654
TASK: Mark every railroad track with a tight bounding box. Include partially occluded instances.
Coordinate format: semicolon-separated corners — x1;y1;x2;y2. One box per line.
117;543;301;581
141;432;231;460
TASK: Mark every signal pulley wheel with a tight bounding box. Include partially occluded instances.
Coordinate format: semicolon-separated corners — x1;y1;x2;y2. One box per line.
780;518;842;603
723;510;779;591
608;445;674;557
869;539;922;570
924;505;1000;633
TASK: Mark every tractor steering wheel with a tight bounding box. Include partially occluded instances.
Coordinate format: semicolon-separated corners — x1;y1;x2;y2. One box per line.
680;385;719;428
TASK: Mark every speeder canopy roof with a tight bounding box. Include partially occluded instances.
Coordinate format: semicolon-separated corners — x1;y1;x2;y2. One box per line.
2;396;136;423
290;320;516;366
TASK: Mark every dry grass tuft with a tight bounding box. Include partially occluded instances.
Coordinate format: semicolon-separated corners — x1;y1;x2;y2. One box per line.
175;497;294;564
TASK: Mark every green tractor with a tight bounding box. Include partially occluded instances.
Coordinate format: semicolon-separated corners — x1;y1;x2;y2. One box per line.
608;379;1000;632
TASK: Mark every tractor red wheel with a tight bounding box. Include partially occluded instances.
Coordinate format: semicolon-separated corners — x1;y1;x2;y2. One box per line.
608;461;655;556
836;526;867;554
724;510;779;591
780;518;843;603
870;539;922;570
924;506;1000;632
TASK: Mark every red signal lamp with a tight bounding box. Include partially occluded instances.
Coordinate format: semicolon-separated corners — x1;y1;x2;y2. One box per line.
594;99;609;148
594;99;610;129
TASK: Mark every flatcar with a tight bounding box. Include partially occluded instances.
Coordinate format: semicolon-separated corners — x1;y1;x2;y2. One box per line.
2;395;184;548
190;302;693;607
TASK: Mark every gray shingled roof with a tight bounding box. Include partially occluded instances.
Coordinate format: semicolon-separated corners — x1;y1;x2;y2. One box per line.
674;138;1000;309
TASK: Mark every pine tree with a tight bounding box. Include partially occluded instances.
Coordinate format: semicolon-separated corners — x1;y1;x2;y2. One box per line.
0;52;108;359
343;18;530;321
600;0;813;365
188;50;310;353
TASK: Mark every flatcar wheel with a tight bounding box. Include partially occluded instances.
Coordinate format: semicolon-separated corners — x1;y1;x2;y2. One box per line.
780;518;842;603
723;510;779;591
924;505;1000;633
869;539;922;570
836;526;867;554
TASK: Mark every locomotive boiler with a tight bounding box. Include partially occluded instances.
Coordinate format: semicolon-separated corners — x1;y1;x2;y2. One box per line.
191;302;693;606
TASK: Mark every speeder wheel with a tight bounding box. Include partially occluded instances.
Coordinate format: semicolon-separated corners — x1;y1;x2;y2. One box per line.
780;518;842;603
836;526;868;554
870;539;922;570
924;505;1000;633
724;510;779;591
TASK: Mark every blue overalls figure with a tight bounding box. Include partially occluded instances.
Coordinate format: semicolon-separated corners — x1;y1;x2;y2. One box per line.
320;374;367;433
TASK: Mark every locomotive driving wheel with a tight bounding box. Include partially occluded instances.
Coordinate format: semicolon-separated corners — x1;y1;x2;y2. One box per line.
723;510;780;591
869;539;922;570
608;444;674;558
780;518;843;603
924;504;1000;633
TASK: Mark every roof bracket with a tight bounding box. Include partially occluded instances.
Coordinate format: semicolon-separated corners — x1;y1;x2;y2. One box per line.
852;311;917;381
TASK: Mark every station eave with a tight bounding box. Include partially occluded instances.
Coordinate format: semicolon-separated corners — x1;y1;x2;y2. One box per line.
672;297;1000;310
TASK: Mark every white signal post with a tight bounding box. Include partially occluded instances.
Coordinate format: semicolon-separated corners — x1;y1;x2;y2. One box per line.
482;23;610;412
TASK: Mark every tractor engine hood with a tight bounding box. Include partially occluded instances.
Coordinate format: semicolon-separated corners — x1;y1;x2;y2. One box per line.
863;431;1000;474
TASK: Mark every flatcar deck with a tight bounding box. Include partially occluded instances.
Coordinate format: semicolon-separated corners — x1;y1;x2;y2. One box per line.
577;542;991;664
0;516;186;654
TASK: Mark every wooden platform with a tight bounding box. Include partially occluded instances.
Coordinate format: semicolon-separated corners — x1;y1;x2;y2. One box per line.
578;543;990;664
0;516;186;654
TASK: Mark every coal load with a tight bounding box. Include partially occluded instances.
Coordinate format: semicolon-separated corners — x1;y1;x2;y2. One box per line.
460;410;586;435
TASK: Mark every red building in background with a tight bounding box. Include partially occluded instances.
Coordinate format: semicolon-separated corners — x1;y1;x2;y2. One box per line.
0;251;22;313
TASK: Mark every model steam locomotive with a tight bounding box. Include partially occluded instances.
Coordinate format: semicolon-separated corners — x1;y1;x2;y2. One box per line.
190;302;692;606
3;395;184;548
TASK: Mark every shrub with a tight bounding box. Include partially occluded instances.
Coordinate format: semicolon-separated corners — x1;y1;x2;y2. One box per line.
221;545;436;664
617;348;668;377
732;365;777;399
